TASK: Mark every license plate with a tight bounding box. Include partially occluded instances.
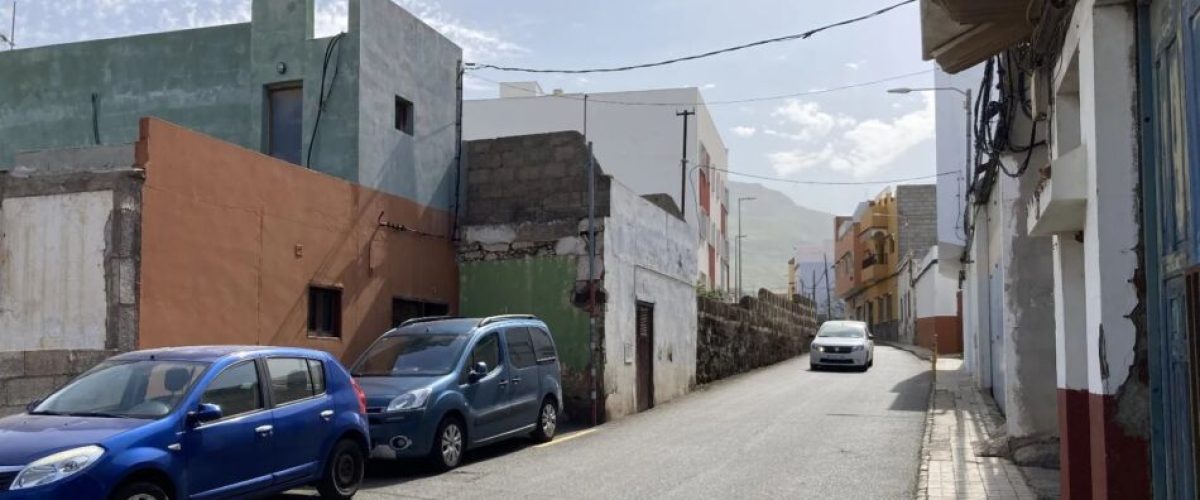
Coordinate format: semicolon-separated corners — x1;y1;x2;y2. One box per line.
823;354;848;359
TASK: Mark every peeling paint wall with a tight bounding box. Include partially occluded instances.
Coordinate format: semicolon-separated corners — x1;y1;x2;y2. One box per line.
602;179;697;419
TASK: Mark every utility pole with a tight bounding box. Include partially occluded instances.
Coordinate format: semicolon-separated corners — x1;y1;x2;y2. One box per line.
811;269;818;315
823;252;833;319
676;109;695;218
736;196;756;298
586;141;598;427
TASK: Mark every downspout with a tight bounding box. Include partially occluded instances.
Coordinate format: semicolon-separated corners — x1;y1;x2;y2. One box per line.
452;60;464;240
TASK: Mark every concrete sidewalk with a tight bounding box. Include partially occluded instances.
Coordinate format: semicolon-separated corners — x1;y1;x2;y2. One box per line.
916;356;1059;499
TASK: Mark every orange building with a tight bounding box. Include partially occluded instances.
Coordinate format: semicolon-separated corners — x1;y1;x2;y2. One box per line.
833;189;901;339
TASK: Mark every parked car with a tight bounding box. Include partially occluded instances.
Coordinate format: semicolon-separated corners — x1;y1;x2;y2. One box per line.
351;315;563;471
0;346;369;500
810;320;875;371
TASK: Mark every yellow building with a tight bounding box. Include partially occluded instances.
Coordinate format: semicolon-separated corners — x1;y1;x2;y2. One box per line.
834;188;900;338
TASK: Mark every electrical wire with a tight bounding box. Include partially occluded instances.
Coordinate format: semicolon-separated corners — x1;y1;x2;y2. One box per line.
464;0;916;74
708;166;956;186
465;69;933;107
306;32;346;169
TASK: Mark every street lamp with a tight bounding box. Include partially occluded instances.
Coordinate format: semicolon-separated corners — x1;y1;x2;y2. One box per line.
888;86;973;241
736;196;756;299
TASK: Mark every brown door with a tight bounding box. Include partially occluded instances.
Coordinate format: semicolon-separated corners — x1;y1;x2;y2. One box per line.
636;302;655;412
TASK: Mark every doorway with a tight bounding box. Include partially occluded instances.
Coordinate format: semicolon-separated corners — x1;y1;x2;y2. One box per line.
636;301;655;412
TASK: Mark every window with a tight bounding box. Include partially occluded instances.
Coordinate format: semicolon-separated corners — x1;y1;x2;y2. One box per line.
469;333;500;373
307;359;326;394
504;328;537;368
354;334;469;376
392;298;450;327
530;328;558;362
395;95;414;135
308;286;342;338
266;83;303;165
266;358;320;406
201;361;263;418
34;361;203;419
699;169;711;214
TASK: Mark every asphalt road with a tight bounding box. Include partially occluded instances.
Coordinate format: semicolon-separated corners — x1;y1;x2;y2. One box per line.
281;346;932;500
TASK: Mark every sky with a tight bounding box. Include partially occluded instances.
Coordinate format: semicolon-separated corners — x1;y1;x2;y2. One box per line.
1;0;937;216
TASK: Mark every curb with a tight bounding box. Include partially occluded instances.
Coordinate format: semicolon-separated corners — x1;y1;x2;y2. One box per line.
879;340;934;361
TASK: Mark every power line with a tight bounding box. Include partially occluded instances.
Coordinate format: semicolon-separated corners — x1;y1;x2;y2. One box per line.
465;69;933;107
463;0;916;74
710;166;956;186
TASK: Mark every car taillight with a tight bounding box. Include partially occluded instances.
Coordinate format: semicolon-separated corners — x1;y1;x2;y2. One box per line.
351;379;368;415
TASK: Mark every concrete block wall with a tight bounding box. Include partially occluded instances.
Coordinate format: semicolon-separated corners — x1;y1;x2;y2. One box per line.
0;350;117;416
696;290;818;384
897;184;938;263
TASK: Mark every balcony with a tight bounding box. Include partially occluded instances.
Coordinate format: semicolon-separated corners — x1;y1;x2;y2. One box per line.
1027;145;1087;236
861;254;889;282
920;0;1034;73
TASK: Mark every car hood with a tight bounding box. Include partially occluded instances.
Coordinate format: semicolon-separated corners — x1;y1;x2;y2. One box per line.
0;414;152;466
812;338;867;347
355;375;443;408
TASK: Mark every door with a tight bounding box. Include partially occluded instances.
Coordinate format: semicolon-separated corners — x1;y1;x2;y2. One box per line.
186;360;275;499
503;327;541;431
462;332;509;441
265;357;332;484
636;302;655;412
988;267;1006;414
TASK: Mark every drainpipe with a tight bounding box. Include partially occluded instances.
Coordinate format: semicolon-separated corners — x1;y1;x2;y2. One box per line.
452;61;464;241
587;141;598;427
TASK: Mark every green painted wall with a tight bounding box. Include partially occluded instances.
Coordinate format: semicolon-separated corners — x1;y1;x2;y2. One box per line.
459;257;590;371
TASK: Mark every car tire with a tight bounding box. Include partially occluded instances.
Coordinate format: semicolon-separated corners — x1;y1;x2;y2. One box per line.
428;416;465;471
809;363;819;371
110;481;169;500
530;398;558;443
316;438;365;500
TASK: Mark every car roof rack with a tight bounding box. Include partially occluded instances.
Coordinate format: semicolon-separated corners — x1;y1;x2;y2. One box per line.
399;316;458;327
477;314;539;327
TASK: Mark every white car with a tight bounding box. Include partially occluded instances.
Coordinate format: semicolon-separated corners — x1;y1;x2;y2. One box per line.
810;320;875;371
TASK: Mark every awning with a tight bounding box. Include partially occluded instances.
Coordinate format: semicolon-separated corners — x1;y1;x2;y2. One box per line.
920;0;1037;73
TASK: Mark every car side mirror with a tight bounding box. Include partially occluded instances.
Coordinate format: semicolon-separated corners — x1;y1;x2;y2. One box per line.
187;403;223;427
468;361;489;383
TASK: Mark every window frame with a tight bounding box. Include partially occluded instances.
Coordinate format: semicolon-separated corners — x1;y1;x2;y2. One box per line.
308;285;344;339
462;332;502;384
197;359;267;426
263;356;327;409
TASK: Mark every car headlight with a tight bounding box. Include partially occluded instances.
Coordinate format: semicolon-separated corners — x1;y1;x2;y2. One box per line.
12;445;104;490
387;387;433;412
812;345;824;353
852;345;864;352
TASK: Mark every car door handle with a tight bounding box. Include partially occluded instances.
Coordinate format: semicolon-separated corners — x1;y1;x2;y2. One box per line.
511;376;522;385
255;425;274;435
320;410;334;421
498;380;508;388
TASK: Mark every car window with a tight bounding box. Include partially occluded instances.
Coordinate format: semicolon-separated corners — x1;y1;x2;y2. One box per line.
201;361;263;418
34;360;204;419
817;325;866;338
504;328;537;369
308;359;326;394
470;333;501;373
266;358;319;406
530;328;558;362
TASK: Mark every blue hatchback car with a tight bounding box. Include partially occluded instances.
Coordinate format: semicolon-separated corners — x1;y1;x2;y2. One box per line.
351;315;563;470
0;346;369;500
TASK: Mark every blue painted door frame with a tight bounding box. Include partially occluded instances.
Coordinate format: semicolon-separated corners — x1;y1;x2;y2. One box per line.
1141;1;1199;497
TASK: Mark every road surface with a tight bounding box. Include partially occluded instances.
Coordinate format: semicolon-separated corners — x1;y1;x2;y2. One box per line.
282;346;932;499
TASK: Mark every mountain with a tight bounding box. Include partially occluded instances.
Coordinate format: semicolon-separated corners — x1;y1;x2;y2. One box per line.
727;181;835;300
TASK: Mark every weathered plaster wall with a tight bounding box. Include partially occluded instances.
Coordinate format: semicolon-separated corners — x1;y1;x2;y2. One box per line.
602;180;697;419
0;145;142;416
896;184;938;262
137;118;457;363
357;0;460;210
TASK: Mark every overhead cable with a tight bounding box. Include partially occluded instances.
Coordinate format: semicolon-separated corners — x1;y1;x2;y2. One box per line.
708;166;956;186
464;0;916;74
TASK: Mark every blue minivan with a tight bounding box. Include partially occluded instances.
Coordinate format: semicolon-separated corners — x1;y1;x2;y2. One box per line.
351;315;563;470
0;346;369;500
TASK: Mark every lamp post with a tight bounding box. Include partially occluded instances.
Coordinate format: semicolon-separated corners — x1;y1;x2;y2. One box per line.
736;196;756;299
886;86;971;375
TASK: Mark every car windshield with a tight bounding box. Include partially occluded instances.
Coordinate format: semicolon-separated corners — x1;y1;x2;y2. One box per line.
33;360;207;419
352;333;469;376
817;325;866;338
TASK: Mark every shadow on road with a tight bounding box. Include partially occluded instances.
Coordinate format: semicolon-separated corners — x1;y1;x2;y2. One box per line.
888;369;934;412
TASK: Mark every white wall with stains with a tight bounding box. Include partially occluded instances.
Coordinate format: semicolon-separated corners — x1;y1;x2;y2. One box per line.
602;179;698;419
0;191;112;351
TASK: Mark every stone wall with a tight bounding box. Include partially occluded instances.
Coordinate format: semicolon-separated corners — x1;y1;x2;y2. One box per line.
0;350;117;416
697;290;819;384
896;184;938;262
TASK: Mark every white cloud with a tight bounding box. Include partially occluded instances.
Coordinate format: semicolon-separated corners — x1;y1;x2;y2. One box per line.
314;0;349;38
703;83;717;89
731;126;757;138
395;0;525;62
766;94;934;177
845;62;859;71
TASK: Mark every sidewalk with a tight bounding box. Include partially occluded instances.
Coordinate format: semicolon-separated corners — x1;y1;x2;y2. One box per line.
915;355;1059;499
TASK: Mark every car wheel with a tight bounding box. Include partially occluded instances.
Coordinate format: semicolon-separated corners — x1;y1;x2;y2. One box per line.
428;416;465;471
316;438;365;500
110;481;168;500
809;363;819;371
531;398;558;443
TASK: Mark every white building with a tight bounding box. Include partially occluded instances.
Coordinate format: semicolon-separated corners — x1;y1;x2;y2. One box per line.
464;84;731;292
